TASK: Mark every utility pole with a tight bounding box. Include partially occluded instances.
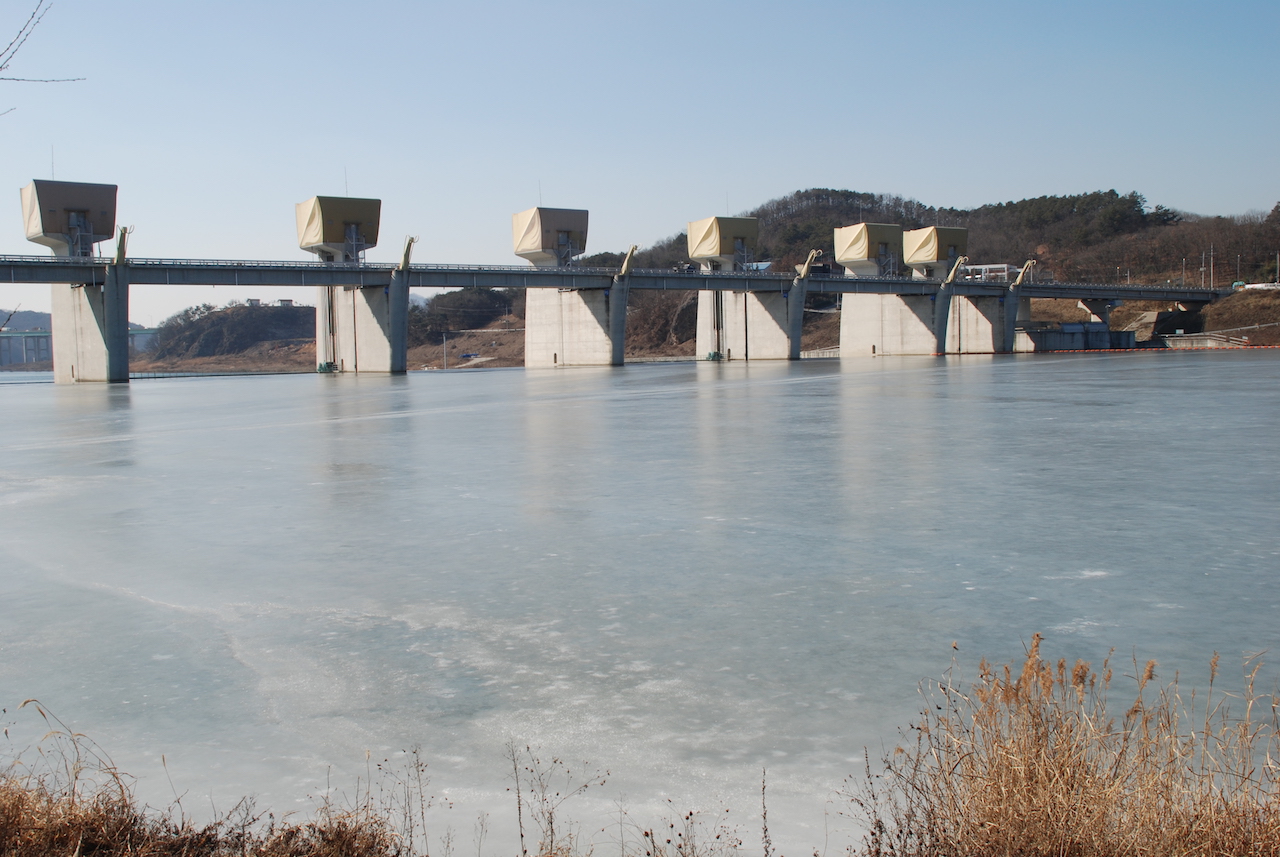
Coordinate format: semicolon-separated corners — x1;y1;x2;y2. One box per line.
1182;257;1186;286
1200;251;1206;287
1210;244;1215;289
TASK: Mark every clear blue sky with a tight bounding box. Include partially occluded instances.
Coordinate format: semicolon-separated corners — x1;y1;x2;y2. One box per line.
2;0;1277;324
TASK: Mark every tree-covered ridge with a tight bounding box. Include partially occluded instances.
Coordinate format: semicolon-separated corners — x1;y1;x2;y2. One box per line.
585;188;1280;285
407;288;521;346
151;303;314;359
964;190;1177;252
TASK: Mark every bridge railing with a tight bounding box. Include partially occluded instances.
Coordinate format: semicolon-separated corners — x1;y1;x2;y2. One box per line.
0;254;1233;297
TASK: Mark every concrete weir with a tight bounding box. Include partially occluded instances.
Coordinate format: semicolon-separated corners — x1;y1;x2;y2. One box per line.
8;184;1234;382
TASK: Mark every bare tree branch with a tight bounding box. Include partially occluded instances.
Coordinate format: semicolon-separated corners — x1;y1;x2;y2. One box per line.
2;1;81;115
0;0;52;73
0;75;85;83
1;304;22;330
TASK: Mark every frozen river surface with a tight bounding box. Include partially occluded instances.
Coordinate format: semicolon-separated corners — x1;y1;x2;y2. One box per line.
2;353;1278;854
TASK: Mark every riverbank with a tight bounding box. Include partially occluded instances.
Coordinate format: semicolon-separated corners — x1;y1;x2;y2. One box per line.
5;641;1277;857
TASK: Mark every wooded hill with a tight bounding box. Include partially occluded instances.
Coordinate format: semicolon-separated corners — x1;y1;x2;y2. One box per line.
149;302;314;359
584;188;1280;286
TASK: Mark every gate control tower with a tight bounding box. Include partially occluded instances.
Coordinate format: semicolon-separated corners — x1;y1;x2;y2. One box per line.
834;223;903;278
21;180;124;383
296;196;381;371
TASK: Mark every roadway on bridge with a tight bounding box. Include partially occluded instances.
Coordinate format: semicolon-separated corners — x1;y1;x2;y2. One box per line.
0;255;1229;303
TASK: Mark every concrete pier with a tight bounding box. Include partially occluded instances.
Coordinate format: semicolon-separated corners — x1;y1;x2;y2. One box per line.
525;286;628;367
320;269;409;373
51;263;130;383
944;295;1005;353
515;207;629;368
1001;290;1031;354
838;293;937;356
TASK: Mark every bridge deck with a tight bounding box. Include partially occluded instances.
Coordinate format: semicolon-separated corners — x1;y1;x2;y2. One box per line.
0;255;1226;303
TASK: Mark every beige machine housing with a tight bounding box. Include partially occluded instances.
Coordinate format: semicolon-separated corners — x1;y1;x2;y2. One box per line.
834;223;903;276
687;216;759;266
21;180;117;256
296;196;381;258
512;207;588;266
903;227;967;268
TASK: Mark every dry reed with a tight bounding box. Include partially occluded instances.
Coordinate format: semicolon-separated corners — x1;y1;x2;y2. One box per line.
0;700;410;856
847;635;1280;857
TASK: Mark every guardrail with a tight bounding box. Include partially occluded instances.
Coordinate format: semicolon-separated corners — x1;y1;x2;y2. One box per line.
0;255;1234;300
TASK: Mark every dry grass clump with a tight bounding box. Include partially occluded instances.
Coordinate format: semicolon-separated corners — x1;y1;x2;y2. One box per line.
0;767;403;857
847;635;1280;857
0;701;410;856
0;775;399;856
623;803;742;857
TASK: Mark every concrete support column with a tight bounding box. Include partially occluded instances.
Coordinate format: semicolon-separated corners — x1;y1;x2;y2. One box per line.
1078;299;1113;326
52;263;130;384
932;284;951;355
786;278;808;360
388;268;409;373
946;296;1002;354
745;292;791;359
327;279;408;374
316;285;338;372
838;293;937;356
1017;294;1032;323
1001;285;1023;353
314;278;407;374
608;276;629;366
103;264;130;382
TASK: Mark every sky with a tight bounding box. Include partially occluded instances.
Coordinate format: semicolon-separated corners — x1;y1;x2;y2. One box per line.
1;0;1278;325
